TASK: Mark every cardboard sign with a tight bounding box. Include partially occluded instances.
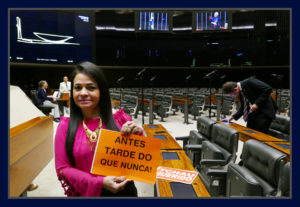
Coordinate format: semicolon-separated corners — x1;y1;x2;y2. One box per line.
156;166;198;184
91;129;162;184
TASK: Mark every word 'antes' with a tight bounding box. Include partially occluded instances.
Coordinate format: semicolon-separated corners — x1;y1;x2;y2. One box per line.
115;136;145;148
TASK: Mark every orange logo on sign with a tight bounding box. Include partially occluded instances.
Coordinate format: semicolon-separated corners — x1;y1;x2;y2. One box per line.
91;129;162;184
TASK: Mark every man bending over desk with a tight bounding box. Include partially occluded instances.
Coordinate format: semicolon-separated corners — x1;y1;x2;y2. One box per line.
222;77;277;133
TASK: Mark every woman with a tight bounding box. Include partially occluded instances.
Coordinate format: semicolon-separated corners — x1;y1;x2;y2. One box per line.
55;62;143;197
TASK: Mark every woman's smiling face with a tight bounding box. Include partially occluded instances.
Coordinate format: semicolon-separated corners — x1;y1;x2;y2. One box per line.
73;73;100;115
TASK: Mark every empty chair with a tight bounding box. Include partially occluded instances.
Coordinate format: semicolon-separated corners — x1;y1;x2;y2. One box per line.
198;123;239;196
196;116;216;139
189;95;205;120
176;116;216;168
277;162;290;197
120;95;138;118
226;139;287;197
30;90;53;115
175;130;205;168
268;114;290;141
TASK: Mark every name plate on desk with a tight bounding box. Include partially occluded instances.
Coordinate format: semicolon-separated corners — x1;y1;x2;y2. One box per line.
156;166;198;184
154;135;167;140
243;130;257;134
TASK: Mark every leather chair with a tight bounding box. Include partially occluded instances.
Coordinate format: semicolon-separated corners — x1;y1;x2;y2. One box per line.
226;139;287;197
189;95;205;120
176;116;216;168
30;90;53;115
175;130;205;168
198;123;239;197
268;114;290;141
277;162;290;197
196;116;216;139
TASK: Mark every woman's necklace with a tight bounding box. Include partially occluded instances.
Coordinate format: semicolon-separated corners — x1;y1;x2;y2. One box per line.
82;118;102;151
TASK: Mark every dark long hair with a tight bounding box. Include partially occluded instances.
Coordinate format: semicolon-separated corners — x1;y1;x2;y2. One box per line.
65;62;119;166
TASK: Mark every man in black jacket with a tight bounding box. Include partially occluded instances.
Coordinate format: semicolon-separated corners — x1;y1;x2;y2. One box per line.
222;77;277;133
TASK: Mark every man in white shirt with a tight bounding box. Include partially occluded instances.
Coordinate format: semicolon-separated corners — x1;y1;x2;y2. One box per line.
59;76;71;114
59;76;71;93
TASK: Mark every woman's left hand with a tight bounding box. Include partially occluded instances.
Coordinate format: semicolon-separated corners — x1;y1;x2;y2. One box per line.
121;121;143;136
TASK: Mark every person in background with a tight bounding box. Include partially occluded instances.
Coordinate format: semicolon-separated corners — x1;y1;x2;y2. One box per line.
59;76;71;115
54;62;143;197
59;76;71;93
222;77;277;133
37;80;60;122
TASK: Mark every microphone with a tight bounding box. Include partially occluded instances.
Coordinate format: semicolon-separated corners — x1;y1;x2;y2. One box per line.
136;68;147;77
117;76;125;83
204;69;218;79
150;76;156;82
185;75;192;80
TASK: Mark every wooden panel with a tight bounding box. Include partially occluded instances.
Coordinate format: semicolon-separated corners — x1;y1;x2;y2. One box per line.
10;133;53;197
172;98;192;105
9;116;53;197
218;121;283;142
143;124;182;150
10;116;53;165
156;150;210;197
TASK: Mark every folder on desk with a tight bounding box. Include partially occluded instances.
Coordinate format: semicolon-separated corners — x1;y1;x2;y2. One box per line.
243;130;257;134
276;144;291;149
148;125;159;128
170;182;197;198
154;135;167;140
162;152;179;160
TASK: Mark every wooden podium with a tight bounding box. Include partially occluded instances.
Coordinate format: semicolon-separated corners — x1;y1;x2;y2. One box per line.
10;116;53;197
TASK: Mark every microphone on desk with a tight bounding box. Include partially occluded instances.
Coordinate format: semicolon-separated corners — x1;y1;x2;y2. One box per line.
117;76;125;83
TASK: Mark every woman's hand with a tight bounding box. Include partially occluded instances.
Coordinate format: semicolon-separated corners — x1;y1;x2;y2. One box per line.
121;121;143;136
103;176;131;194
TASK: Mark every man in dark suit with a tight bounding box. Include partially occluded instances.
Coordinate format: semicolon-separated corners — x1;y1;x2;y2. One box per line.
37;80;60;122
222;77;277;133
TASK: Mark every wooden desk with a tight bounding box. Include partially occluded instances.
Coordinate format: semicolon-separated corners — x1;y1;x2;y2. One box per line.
172;98;192;105
56;93;70;107
143;124;182;150
264;141;290;161
138;99;158;106
156;150;210;197
10;116;53;197
111;100;120;107
218;121;283;142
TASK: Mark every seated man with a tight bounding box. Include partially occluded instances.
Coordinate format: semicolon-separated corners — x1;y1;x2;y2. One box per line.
37;80;60;122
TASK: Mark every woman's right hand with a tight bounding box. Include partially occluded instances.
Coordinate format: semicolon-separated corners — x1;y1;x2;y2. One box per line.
102;176;131;194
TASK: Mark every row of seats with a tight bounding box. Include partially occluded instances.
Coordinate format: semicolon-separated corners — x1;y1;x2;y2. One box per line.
176;116;290;197
109;88;236;121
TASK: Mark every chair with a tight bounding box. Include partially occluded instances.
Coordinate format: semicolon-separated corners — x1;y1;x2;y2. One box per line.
175;130;205;168
198;123;239;196
189;95;205;120
276;162;290;197
196;116;216;139
30;90;53;116
120;95;138;118
226;139;287;197
268;114;290;141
